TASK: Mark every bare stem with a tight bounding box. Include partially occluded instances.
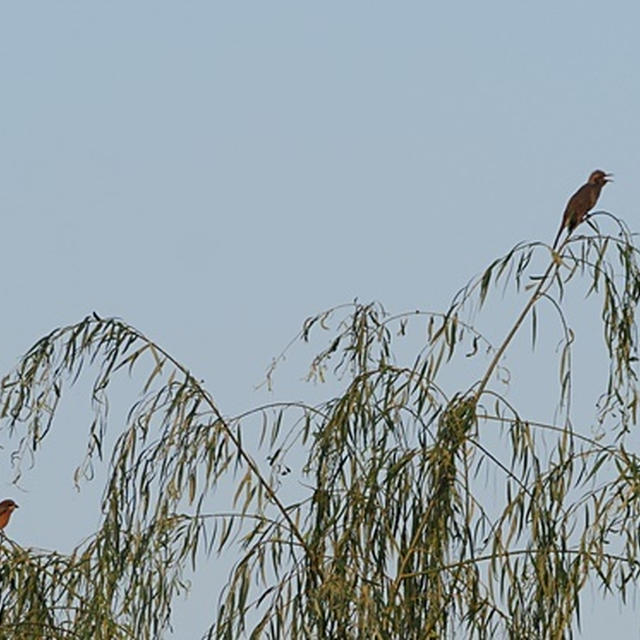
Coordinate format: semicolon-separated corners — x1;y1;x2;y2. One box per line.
474;252;558;401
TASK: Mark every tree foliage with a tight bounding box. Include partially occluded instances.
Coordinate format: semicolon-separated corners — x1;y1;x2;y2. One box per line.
1;213;640;638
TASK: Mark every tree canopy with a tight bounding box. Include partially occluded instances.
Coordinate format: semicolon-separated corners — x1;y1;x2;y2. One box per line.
1;213;640;638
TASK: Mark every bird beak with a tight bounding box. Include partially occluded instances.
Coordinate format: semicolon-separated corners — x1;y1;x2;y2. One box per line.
605;173;614;182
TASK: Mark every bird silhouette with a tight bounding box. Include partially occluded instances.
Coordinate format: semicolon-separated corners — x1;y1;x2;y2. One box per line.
0;499;18;531
552;170;612;249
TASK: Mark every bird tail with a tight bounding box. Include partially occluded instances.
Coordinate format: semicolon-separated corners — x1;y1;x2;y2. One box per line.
551;223;564;250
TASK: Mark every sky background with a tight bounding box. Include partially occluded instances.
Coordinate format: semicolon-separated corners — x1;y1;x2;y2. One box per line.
1;1;639;637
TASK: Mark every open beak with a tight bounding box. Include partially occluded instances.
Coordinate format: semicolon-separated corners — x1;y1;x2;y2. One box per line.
605;173;614;182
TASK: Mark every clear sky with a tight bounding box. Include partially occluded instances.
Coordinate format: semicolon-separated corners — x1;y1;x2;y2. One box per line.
1;2;639;637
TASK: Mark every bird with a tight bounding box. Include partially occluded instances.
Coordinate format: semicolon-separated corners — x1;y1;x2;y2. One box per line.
552;170;613;249
0;499;18;531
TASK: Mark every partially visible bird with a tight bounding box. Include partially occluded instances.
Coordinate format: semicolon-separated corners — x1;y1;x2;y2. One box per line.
552;170;612;249
0;499;18;531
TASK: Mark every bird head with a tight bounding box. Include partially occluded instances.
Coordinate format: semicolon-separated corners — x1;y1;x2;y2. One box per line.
588;170;613;185
0;499;18;513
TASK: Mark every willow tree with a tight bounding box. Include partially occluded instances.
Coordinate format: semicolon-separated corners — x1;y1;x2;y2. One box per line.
1;212;639;639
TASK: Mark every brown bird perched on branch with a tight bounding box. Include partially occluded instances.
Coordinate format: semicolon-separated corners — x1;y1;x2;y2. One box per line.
552;170;612;249
0;499;18;531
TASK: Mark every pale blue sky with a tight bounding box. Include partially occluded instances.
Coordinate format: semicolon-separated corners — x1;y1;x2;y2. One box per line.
1;2;639;637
